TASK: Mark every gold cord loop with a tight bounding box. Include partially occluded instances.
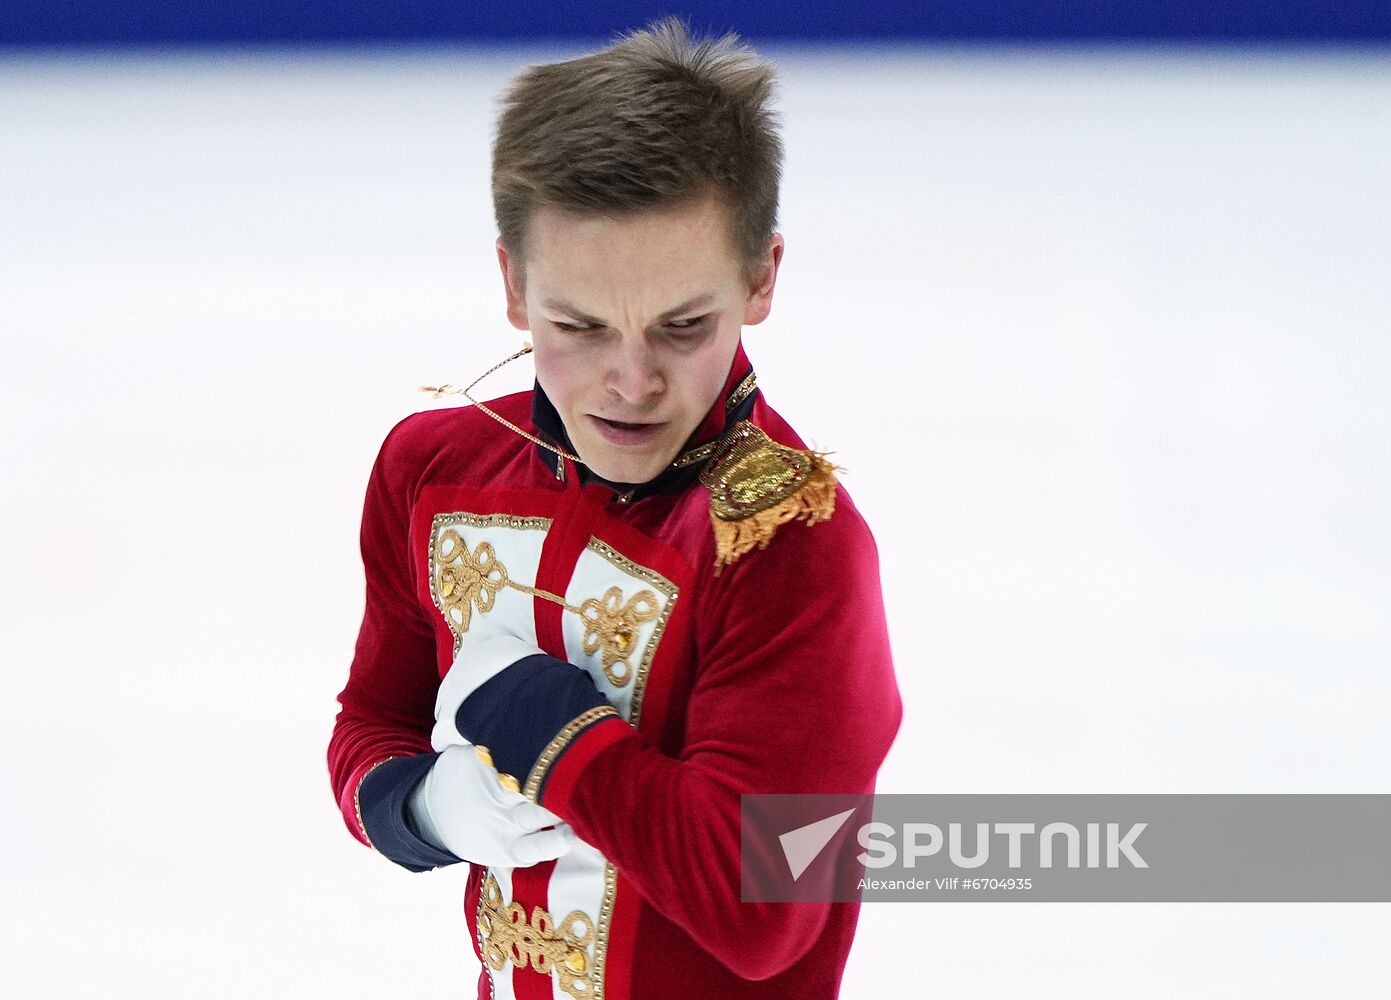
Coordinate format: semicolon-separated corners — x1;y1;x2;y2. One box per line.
420;342;584;463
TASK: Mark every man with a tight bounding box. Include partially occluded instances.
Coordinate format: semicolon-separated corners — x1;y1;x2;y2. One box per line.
327;16;902;999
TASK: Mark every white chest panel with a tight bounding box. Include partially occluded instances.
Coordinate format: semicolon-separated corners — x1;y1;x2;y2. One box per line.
428;510;680;1000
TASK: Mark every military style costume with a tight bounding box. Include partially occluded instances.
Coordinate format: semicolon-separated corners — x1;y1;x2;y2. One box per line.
327;338;903;999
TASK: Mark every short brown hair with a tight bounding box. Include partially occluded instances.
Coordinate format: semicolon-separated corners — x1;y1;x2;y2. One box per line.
490;15;785;294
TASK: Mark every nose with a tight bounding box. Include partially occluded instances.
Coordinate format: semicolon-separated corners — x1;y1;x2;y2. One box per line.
605;336;666;407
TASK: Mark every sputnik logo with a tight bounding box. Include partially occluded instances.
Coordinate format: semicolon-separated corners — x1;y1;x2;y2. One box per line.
778;808;858;880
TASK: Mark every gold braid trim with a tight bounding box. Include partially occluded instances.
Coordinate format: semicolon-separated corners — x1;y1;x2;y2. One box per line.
698;421;844;576
523;705;623;804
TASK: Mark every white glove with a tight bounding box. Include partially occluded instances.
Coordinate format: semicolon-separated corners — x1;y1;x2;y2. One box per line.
407;742;576;868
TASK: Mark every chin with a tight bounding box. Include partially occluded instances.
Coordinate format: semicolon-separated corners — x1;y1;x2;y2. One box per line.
570;419;687;485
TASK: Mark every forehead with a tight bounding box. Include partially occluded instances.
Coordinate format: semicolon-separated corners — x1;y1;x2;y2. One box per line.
526;192;740;287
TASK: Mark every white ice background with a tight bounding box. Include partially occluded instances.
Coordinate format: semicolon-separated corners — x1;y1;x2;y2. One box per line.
1;42;1387;997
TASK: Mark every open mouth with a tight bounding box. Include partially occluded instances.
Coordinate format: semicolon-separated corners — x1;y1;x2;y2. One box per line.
591;415;667;444
599;418;655;429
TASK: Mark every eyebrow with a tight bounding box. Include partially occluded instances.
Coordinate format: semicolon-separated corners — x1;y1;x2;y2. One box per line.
541;293;716;325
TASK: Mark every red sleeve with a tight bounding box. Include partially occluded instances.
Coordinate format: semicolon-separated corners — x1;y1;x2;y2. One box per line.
326;414;439;848
538;488;903;981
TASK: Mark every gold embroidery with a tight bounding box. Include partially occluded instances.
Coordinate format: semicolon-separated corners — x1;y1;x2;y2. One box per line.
726;368;758;411
594;862;617;997
429;515;671;691
428;522;669;1000
429;512;550;656
474;863;618;1000
434;531;508;635
523;704;622;803
582;539;678;730
476;869;495;999
671;437;721;468
698;421;843;576
480;871;595;999
579;586;659;685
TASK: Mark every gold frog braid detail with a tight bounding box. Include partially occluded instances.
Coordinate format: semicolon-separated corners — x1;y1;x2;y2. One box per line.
479;871;595;998
432;525;657;687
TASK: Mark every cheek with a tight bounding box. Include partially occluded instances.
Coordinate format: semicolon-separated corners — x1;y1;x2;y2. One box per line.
682;333;739;406
532;341;587;410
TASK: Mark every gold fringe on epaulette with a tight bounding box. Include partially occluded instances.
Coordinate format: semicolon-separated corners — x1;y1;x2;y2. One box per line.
710;450;842;576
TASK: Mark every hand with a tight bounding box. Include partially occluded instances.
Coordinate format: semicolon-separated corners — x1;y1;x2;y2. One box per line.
408;742;576;868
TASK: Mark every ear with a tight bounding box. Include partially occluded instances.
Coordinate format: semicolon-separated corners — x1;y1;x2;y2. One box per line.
496;236;530;331
742;232;785;326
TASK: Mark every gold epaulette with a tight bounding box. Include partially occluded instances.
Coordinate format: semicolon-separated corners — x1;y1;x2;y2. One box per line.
697;421;843;576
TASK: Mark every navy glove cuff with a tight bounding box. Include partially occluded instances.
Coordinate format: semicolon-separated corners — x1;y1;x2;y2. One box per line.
455;653;610;783
357;752;464;873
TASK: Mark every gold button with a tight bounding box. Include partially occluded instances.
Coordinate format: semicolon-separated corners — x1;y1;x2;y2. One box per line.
565;950;587;973
474;745;493;768
498;773;520;793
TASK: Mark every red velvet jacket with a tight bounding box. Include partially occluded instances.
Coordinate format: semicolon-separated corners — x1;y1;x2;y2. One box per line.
327;340;903;999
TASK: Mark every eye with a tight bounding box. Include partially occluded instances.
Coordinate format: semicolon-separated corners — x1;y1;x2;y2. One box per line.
553;317;709;335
